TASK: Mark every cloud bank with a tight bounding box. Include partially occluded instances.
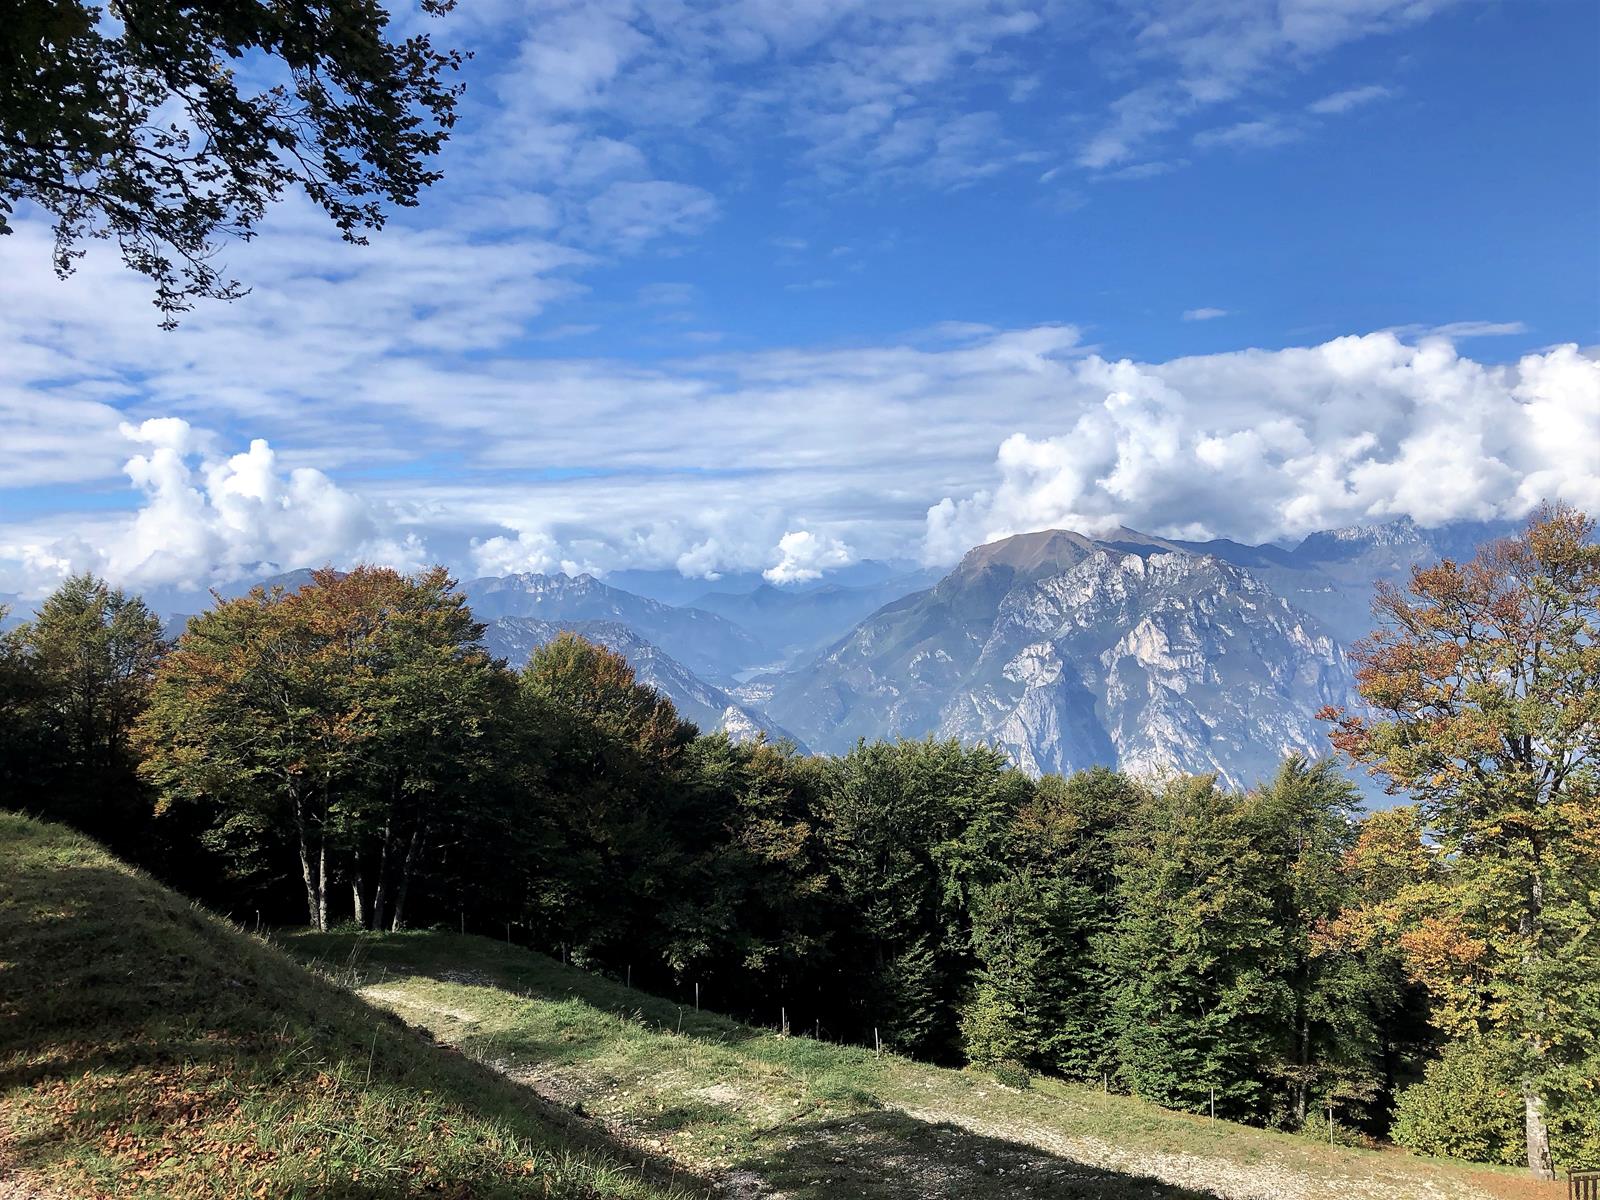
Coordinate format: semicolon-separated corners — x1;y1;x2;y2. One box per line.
925;336;1600;560
3;419;420;593
4;331;1594;599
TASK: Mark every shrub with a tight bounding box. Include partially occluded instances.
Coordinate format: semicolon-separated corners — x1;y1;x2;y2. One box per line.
988;1059;1033;1090
959;984;1028;1069
1391;1041;1523;1165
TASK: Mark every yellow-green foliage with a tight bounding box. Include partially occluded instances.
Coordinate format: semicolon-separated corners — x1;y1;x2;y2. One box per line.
1391;1041;1526;1166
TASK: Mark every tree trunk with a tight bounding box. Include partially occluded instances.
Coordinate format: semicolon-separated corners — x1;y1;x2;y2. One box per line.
291;789;325;931
352;870;368;929
389;820;426;932
373;819;394;933
317;840;329;933
1523;1086;1555;1179
1519;847;1554;1179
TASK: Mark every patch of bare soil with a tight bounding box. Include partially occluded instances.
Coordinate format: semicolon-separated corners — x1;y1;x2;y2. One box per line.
1458;1169;1567;1200
362;984;484;1025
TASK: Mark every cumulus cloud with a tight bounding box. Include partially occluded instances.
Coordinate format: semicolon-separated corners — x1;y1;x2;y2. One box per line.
763;530;856;585
470;530;598;578
924;336;1600;561
1182;307;1230;322
1;420;418;594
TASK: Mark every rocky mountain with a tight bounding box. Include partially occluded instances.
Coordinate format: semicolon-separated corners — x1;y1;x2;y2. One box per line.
763;528;1358;789
1219;516;1516;644
481;615;801;747
464;572;761;680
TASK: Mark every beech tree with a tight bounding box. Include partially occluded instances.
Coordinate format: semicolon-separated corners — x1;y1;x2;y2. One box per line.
7;574;167;845
139;566;499;931
1323;504;1600;1178
140;584;347;929
1;0;464;324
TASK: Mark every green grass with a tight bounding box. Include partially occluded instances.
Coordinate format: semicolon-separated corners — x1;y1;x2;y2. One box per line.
284;930;1553;1200
0;811;1551;1200
0;813;706;1199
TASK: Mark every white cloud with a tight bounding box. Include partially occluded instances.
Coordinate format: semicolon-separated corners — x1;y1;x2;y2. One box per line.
1193;117;1303;151
1076;2;1457;167
925;335;1600;560
586;181;719;248
2;420;410;594
5;316;1592;597
1388;320;1530;340
1309;84;1395;115
470;530;597;578
1182;307;1230;322
764;529;856;584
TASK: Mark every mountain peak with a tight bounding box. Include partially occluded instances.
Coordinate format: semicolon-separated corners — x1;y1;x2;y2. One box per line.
956;529;1099;577
955;525;1190;580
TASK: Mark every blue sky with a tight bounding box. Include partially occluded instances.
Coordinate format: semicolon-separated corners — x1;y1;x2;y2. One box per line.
2;0;1597;594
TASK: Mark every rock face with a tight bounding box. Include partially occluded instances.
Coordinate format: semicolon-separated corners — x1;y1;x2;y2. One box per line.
465;572;761;680
764;529;1357;788
482;615;801;748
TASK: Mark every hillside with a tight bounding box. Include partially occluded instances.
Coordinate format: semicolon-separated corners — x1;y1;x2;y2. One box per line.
0;813;703;1200
284;931;1551;1200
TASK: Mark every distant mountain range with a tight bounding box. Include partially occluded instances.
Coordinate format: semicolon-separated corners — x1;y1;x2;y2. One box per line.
479;615;800;748
16;516;1518;780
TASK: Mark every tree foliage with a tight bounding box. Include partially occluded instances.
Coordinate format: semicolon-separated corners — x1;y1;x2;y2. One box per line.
2;574;167;849
1323;504;1600;1178
138;566;499;931
1;0;464;324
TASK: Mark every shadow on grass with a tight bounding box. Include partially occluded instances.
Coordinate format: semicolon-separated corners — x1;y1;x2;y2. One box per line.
0;835;715;1200
749;1108;1218;1200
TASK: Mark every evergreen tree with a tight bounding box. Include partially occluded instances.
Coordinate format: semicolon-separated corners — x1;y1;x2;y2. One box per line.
1244;756;1387;1130
1110;775;1288;1119
821;737;1027;1058
963;767;1138;1082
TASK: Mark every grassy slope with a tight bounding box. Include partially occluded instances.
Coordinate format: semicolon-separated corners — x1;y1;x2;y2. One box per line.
0;813;704;1200
285;931;1558;1200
